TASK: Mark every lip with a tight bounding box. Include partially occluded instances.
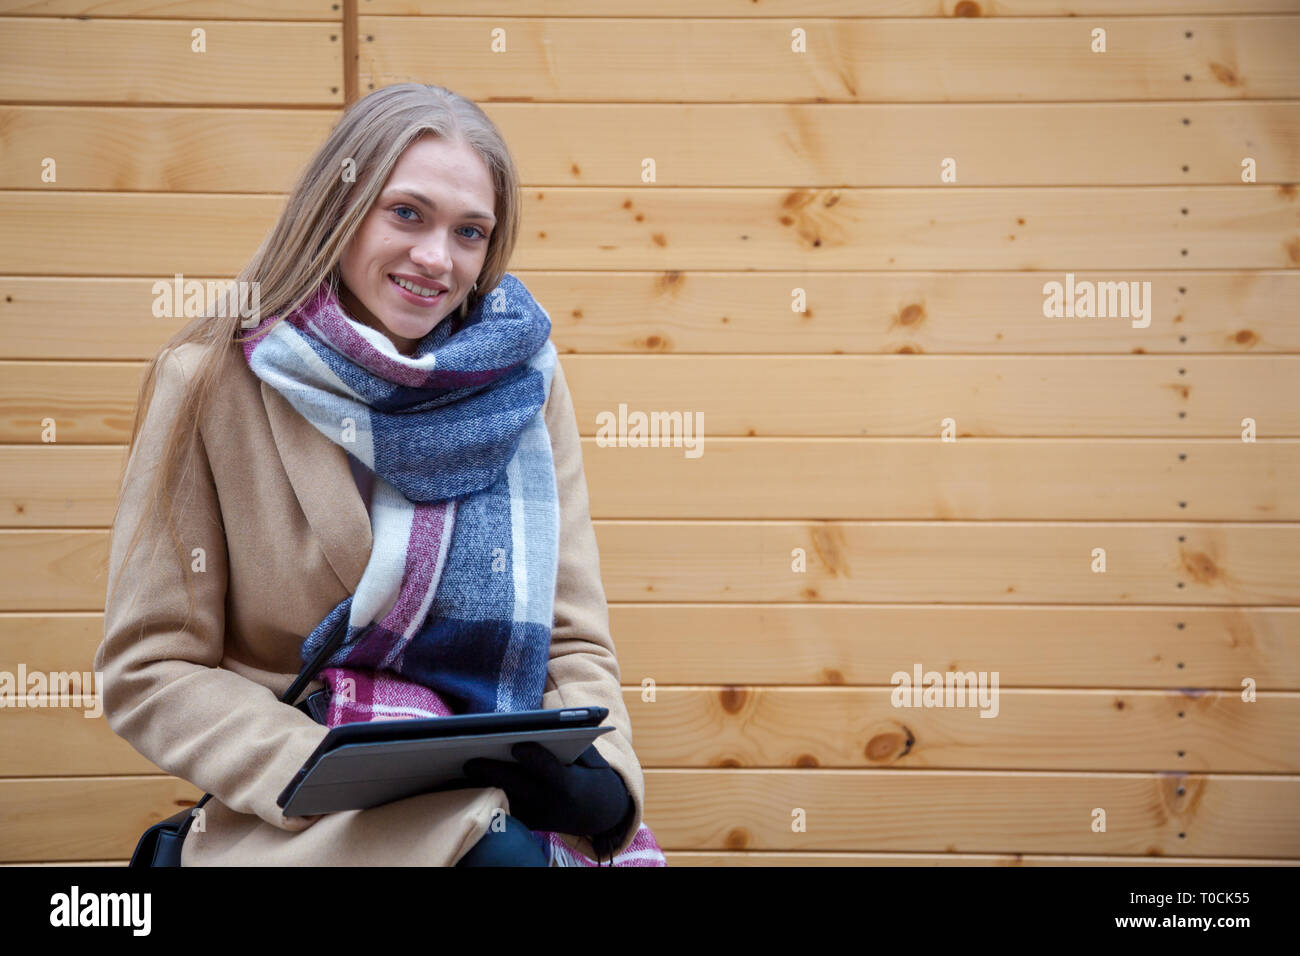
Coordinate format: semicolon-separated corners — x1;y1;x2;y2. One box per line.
388;272;448;293
387;273;448;309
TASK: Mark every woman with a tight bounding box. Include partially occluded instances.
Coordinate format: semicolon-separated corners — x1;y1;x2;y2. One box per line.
96;83;666;866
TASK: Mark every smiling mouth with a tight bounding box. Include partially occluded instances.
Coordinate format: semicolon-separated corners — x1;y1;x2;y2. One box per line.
388;274;445;299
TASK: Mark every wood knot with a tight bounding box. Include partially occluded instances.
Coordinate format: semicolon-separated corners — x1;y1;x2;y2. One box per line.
953;0;981;15
782;189;815;211
865;731;908;762
821;668;845;685
656;270;684;291
897;303;926;327
809;524;850;578
1208;62;1241;87
1179;549;1220;584
1233;329;1258;347
724;827;750;849
719;686;747;714
1286;237;1300;267
794;753;820;767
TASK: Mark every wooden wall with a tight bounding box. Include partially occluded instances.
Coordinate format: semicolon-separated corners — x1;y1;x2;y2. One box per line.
1;0;1297;865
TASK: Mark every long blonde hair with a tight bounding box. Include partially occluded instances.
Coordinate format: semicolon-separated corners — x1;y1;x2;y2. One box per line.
107;83;524;625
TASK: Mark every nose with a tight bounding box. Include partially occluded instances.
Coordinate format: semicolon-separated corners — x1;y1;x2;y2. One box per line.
409;232;453;274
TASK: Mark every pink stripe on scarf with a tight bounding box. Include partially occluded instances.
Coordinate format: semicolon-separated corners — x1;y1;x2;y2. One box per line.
377;499;454;640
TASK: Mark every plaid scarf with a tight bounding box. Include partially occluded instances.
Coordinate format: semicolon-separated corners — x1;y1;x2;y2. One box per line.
242;273;665;867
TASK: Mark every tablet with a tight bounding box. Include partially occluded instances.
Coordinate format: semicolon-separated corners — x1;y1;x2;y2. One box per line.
277;706;612;817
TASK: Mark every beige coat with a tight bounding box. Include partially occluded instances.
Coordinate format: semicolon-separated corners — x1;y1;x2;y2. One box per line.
94;335;645;865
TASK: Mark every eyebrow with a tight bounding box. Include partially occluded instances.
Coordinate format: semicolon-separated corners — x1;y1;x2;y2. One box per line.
388;188;496;225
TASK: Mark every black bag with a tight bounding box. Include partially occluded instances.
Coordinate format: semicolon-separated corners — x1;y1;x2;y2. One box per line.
127;616;348;867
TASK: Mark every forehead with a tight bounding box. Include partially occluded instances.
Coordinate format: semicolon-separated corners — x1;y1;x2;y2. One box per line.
384;136;495;209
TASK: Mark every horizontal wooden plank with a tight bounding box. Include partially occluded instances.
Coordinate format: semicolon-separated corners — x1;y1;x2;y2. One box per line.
6;605;1295;691
0;776;202;862
558;356;1298;437
6;684;1296;775
2;770;1296;861
606;605;1300;688
0;697;156;776
1;356;1294;442
623;688;1300;773
6;102;1293;190
3;272;1296;360
1;523;1296;609
362;1;1300;15
642;769;1300;857
5;440;1298;525
0;19;343;105
0;191;276;273
589;522;1300;605
0;107;340;192
0;0;338;18
1;447;125;526
0;362;144;444
475;102;1300;186
580;439;1297;521
4;188;1294;274
359;16;1300;102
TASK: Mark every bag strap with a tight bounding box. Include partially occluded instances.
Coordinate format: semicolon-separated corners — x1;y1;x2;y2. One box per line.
280;612;351;706
184;614;351;823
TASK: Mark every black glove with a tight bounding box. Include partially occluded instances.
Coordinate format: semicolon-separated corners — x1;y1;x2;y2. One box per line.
462;742;634;853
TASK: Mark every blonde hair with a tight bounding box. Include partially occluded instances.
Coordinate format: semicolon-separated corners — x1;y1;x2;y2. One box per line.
108;83;523;624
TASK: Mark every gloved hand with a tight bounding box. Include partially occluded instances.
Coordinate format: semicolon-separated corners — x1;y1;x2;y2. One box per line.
462;742;632;843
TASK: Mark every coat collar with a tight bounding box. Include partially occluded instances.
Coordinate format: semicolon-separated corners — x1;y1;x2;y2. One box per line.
259;380;373;594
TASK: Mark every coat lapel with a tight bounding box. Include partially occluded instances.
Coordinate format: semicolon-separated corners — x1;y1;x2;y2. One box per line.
260;380;373;594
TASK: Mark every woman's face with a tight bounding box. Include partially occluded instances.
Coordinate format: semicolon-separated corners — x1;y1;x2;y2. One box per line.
337;135;497;355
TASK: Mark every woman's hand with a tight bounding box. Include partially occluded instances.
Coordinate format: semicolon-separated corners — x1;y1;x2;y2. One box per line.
280;813;323;832
462;742;631;838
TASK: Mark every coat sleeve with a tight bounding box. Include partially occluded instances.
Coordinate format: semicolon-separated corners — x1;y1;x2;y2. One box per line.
540;357;646;860
94;347;330;833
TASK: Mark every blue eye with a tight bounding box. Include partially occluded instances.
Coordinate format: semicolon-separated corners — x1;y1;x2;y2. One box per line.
393;204;487;240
